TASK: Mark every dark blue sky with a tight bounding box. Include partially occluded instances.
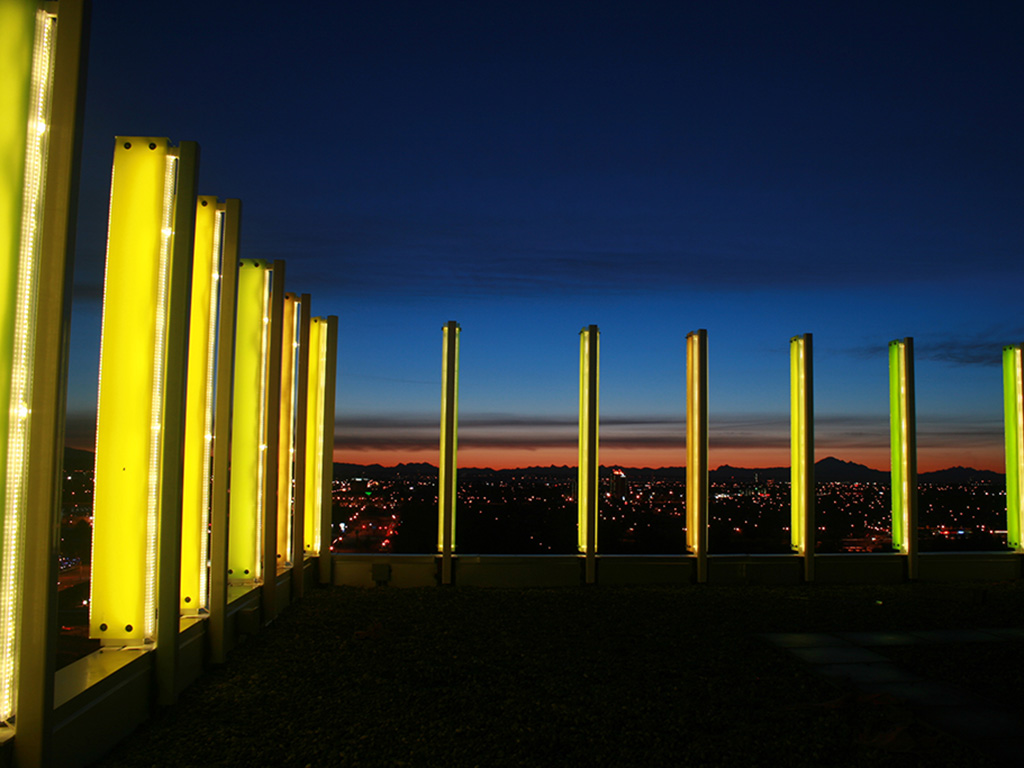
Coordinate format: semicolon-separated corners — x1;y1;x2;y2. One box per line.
67;0;1024;469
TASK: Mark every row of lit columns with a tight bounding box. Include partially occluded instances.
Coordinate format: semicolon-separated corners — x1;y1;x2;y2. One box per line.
0;2;338;762
437;327;1024;584
88;138;338;686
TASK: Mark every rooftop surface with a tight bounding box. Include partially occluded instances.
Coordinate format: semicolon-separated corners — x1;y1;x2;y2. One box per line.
94;581;1024;767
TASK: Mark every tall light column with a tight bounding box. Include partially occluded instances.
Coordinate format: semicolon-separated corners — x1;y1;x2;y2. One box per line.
578;325;599;584
889;338;918;579
686;329;708;583
790;333;814;581
318;316;338;585
3;1;87;761
438;321;459;585
303;316;326;557
1003;344;1024;551
228;259;272;585
180;195;222;613
90;137;199;647
277;293;300;569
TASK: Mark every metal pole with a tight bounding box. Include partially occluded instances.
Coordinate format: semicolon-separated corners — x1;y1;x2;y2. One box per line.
156;140;199;706
209;200;241;664
261;261;285;620
291;295;311;599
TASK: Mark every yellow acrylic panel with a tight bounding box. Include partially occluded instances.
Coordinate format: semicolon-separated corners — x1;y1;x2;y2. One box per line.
438;322;459;553
277;293;299;565
91;137;177;642
577;327;598;554
180;196;220;611
304;317;325;553
228;259;270;582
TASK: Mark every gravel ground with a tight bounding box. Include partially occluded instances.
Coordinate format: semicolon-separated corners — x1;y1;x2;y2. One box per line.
94;581;1024;767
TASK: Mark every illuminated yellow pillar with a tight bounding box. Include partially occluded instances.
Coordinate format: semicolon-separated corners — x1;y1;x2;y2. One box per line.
686;329;708;583
208;199;240;664
889;337;917;579
790;333;814;581
277;293;300;568
578;325;599;584
438;321;460;585
2;1;86;759
318;316;338;585
1003;345;1024;551
180;196;222;613
228;259;272;584
303;317;326;556
90;137;199;645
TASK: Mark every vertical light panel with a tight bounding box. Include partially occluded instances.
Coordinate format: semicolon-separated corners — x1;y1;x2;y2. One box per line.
277;293;299;567
90;137;184;643
180;196;221;612
317;316;338;585
228;259;271;583
1003;345;1024;551
790;333;814;580
303;316;326;554
438;321;459;585
12;0;88;759
578;325;598;584
686;329;708;583
0;0;55;722
889;338;917;577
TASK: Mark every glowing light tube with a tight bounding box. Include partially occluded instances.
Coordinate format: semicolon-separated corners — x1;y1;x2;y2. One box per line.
228;259;271;583
888;338;917;576
277;293;299;566
303;317;326;554
1003;345;1024;551
578;325;599;583
0;1;55;720
180;196;221;611
90;138;180;642
686;329;708;583
790;334;815;580
438;321;459;583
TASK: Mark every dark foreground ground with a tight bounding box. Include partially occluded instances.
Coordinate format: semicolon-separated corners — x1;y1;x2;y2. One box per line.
95;581;1024;767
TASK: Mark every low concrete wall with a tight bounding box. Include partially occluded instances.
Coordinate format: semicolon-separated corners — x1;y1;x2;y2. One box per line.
333;554;438;587
917;551;1021;581
455;556;581;587
596;555;694;585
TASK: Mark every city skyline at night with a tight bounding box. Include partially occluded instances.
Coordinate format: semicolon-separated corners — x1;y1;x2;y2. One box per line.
62;1;1023;472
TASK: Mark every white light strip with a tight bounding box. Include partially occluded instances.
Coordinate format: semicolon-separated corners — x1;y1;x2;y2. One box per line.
1;9;55;721
255;268;271;580
144;152;178;639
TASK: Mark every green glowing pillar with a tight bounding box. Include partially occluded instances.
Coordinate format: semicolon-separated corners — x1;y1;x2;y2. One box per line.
889;338;917;579
578;325;599;584
790;334;814;581
687;330;708;583
438;321;460;584
1003;345;1024;551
